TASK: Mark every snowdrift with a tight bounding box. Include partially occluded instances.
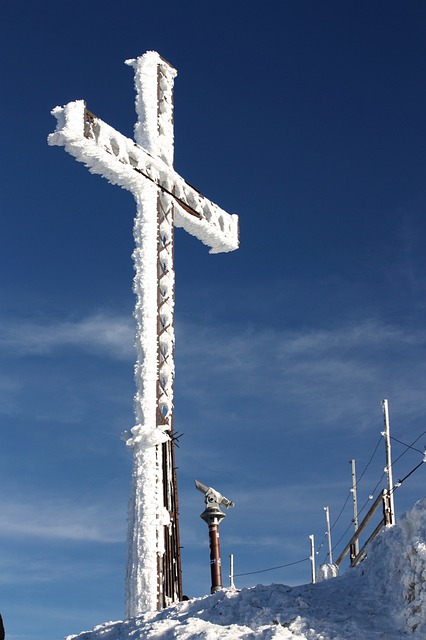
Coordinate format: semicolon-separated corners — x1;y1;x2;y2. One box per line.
67;498;426;640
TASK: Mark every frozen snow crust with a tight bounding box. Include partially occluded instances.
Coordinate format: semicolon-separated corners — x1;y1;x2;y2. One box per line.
360;497;426;634
67;498;426;639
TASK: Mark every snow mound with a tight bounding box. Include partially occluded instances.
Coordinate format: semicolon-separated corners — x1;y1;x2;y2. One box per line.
359;497;426;634
67;498;426;640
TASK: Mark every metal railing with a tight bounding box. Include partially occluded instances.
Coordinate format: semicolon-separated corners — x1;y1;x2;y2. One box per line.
336;489;393;568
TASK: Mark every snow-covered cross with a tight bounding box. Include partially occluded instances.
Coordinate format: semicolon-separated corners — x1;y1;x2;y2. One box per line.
48;51;239;616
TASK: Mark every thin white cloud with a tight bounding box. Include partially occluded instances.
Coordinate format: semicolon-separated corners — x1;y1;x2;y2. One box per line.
178;318;426;368
0;374;22;415
275;320;424;355
175;318;426;430
0;498;126;543
0;553;117;585
0;313;134;360
1;311;425;432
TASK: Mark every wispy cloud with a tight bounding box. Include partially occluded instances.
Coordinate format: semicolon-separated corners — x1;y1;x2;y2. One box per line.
176;318;426;430
0;497;126;543
2;310;426;432
0;553;118;586
0;313;134;360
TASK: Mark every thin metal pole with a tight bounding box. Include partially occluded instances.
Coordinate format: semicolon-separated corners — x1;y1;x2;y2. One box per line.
381;399;396;525
309;535;316;583
324;506;333;564
350;459;359;555
229;554;235;589
208;521;223;593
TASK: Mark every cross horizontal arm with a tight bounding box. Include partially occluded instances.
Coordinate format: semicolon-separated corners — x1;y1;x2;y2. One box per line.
48;100;239;254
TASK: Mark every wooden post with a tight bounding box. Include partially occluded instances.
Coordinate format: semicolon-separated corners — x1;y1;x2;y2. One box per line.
229;554;235;589
309;535;316;583
324;506;333;564
382;399;396;525
350;459;359;556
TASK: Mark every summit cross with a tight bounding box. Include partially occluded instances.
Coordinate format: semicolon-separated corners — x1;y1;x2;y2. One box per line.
48;51;239;617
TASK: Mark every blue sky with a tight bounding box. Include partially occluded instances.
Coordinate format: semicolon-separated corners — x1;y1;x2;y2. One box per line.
1;2;426;639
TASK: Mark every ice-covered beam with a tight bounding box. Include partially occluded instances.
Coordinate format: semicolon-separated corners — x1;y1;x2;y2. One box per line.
48;100;239;255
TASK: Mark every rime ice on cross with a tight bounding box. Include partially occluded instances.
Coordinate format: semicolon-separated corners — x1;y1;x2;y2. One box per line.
48;51;239;617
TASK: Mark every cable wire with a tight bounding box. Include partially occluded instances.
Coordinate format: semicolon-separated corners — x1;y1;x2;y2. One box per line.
327;434;384;547
329;491;351;532
391;429;426;466
391;435;423;455
235;431;426;580
331;521;354;554
354;434;388;517
330;428;426;563
391;457;426;494
325;434;382;547
357;471;386;517
315;532;328;556
234;556;310;577
356;434;383;486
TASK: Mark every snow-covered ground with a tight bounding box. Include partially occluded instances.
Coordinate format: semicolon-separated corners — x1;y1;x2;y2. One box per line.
67;497;426;639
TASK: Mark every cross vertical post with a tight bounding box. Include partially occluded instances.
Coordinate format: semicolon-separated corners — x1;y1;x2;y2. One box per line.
48;51;239;616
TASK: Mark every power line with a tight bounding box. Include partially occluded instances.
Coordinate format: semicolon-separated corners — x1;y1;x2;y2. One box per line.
237;435;425;580
326;434;383;544
234;556;310;577
391;435;423;455
322;426;426;567
391;429;426;465
316;434;386;560
315;532;328;556
357;471;386;518
334;451;425;561
327;434;383;537
407;428;426;448
356;428;426;515
391;456;426;493
331;519;355;554
356;434;383;486
329;491;351;532
328;467;385;560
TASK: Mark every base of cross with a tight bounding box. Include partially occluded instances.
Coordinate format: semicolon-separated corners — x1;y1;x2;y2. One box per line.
159;438;182;607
